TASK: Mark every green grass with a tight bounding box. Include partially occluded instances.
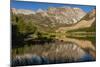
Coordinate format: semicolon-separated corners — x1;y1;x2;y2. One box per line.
66;35;96;46
67;26;96;32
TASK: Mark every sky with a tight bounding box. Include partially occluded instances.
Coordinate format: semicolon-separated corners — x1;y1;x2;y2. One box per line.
11;1;96;13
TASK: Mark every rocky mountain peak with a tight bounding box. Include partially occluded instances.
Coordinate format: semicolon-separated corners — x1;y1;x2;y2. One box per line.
47;7;86;24
11;8;35;15
36;8;44;13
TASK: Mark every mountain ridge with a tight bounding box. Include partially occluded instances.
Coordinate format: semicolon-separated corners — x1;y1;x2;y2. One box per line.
11;7;95;33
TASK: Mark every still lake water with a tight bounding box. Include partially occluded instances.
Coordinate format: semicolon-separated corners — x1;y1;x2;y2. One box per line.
12;37;96;66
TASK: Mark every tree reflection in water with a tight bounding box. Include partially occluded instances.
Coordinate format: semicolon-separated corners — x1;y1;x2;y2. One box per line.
12;38;95;66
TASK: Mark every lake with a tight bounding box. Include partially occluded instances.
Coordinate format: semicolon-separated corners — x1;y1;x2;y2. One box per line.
11;37;96;66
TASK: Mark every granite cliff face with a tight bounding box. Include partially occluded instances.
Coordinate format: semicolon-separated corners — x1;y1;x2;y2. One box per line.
56;9;96;32
47;7;86;24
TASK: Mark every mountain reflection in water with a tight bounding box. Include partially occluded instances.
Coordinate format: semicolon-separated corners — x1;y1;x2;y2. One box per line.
12;38;96;66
